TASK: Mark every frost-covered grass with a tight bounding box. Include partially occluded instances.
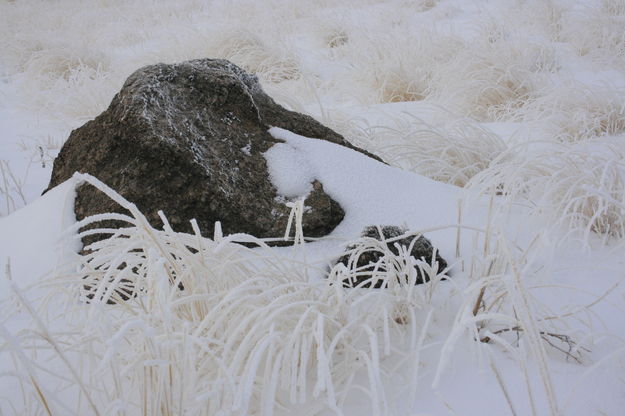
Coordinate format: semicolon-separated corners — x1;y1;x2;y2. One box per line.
468;138;625;241
335;113;507;187
0;160;27;216
1;174;592;415
1;0;625;415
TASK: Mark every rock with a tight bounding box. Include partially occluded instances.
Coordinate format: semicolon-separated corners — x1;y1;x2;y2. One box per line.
336;225;448;288
46;59;379;244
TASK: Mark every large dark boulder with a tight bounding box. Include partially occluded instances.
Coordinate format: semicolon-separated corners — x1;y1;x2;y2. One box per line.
47;59;379;242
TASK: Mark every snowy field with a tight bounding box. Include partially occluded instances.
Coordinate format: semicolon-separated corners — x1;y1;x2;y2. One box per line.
1;0;625;414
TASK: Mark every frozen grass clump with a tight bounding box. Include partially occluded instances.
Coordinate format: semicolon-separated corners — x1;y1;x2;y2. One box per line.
341;29;464;105
433;25;554;121
207;29;301;84
17;50;114;121
336;112;506;187
560;1;625;69
468;137;625;241
512;83;625;142
0;1;124;120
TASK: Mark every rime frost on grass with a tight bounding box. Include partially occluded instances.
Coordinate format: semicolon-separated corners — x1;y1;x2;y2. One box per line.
468;138;625;241
334;113;507;187
1;175;453;415
0;174;596;415
0;160;27;216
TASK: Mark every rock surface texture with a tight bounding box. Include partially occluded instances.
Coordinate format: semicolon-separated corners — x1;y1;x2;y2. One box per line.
47;59;378;241
337;225;448;288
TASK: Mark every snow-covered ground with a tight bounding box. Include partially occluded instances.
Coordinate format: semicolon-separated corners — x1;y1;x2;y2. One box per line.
2;0;625;414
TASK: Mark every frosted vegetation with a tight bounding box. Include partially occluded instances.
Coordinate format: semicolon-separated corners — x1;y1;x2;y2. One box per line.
1;0;625;415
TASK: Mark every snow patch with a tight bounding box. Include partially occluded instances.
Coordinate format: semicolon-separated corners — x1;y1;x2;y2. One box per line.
0;178;79;293
263;141;315;198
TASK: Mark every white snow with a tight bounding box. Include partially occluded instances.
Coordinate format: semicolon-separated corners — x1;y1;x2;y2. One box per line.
263;139;315;199
0;178;79;294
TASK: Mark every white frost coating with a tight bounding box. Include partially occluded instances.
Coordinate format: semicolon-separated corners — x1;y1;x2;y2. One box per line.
241;143;252;156
263;142;315;198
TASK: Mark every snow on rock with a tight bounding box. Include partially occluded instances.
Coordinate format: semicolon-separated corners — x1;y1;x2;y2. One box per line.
267;127;487;256
263;141;315;198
